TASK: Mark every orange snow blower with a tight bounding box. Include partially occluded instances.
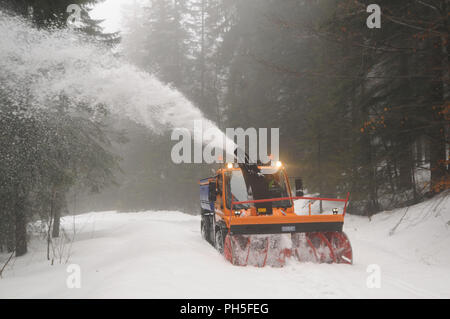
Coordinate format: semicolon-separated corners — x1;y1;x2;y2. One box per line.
199;155;353;267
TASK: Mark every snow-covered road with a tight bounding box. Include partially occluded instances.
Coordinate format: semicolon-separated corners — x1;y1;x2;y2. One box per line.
0;194;449;299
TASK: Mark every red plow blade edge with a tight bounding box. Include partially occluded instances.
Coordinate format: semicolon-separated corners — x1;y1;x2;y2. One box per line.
224;195;353;267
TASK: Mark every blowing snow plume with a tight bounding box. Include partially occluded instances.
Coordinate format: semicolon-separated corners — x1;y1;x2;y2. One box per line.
0;12;234;153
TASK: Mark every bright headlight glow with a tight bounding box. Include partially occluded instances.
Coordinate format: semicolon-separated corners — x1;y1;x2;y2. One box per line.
275;161;282;167
227;163;233;169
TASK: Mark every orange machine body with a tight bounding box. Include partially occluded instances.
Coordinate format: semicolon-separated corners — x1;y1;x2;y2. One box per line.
200;165;348;236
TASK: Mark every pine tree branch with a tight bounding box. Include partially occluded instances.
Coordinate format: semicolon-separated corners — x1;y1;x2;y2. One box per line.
415;0;442;13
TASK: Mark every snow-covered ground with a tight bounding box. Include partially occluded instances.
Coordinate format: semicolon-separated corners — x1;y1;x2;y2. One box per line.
0;193;449;299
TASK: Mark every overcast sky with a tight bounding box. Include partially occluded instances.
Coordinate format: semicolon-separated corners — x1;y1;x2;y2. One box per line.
90;0;132;33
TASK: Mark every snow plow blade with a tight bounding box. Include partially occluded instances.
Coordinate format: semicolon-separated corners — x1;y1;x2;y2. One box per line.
222;195;353;267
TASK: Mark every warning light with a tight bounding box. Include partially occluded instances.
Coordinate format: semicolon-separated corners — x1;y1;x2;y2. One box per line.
227;163;233;169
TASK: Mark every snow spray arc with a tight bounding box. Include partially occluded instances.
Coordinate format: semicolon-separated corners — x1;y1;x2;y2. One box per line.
171;120;280;164
0;12;228;150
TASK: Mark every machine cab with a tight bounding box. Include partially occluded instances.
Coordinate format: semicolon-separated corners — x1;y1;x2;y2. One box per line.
216;164;295;218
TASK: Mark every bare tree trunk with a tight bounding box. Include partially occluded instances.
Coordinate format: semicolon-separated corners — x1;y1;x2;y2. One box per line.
51;203;61;238
47;189;56;260
360;79;379;214
52;191;66;238
0;250;15;278
6;210;15;253
14;196;27;257
398;137;413;191
397;53;413;191
428;28;448;194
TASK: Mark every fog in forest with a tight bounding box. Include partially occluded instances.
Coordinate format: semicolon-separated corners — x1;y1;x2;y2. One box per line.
0;0;448;256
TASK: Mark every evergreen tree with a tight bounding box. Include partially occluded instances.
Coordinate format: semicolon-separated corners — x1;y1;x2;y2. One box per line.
0;0;123;256
77;8;121;46
0;0;101;28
